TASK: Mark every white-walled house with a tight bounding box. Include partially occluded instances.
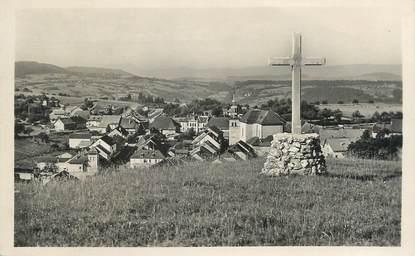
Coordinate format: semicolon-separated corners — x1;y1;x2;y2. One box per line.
54;116;87;131
90;135;118;160
130;149;165;168
235;109;285;143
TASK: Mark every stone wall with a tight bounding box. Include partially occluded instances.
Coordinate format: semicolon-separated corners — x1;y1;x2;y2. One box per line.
261;133;327;176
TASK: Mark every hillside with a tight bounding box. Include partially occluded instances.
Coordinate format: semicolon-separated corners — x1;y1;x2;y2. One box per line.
233;80;402;106
15;61;402;105
129;64;402;81
15;158;401;246
15;61;70;78
66;66;135;77
15;61;232;103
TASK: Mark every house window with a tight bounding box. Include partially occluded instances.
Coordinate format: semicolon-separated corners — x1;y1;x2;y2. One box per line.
144;159;147;163
149;159;151;163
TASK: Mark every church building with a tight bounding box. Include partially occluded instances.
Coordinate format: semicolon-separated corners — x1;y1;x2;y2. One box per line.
229;109;286;145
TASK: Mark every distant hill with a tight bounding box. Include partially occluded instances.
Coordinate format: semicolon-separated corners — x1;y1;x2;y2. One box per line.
15;61;70;78
131;64;402;81
65;66;135;77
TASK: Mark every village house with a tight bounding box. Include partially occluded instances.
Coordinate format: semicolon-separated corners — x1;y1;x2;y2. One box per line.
36;156;58;171
42;97;60;108
148;108;164;123
321;138;351;159
108;126;129;139
15;166;35;182
190;127;225;160
90;135;119;160
129;148;165;168
68;132;92;149
53;116;87;132
118;116;144;135
86;115;103;128
207;117;230;139
176;115;210;134
246;135;274;157
49;107;68;121
70;108;90;121
319;128;366;158
371;118;402;138
89;115;122;134
229;109;285;145
150;116;181;138
227;140;257;160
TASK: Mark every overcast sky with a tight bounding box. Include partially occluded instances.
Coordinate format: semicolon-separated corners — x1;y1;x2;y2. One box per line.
16;7;402;70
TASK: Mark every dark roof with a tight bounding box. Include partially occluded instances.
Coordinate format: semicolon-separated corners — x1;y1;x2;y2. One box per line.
207;117;229;130
100;135;116;146
207;126;223;136
240;109;285;125
150;116;181;130
69;133;91;139
228;140;257;158
36;156;58;163
319;128;365;142
131;149;165;159
70;116;87;123
246;136;261;146
247;136;273;147
119;117;140;129
95;144;111;155
111;126;129;137
67;156;88;164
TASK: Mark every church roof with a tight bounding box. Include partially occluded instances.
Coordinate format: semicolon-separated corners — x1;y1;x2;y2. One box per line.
240;109;285;125
207;117;229;130
150;116;181;130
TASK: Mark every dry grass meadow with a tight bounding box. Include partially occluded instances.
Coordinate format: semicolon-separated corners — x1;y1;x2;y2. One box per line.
14;158;401;246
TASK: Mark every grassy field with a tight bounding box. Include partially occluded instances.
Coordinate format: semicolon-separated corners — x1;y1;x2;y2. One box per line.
14;158;401;246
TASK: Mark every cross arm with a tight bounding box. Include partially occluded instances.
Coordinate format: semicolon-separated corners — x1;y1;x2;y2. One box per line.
269;57;291;66
302;57;326;66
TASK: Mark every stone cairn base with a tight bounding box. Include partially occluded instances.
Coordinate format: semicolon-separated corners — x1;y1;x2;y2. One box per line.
261;133;327;176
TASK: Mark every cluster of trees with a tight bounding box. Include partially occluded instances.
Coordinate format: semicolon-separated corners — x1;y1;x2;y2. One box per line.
163;98;225;117
119;92;165;104
15;94;52;123
260;98;344;122
347;130;402;160
371;111;402;123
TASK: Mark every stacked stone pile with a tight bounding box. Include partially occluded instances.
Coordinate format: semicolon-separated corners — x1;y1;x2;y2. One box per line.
261;133;327;176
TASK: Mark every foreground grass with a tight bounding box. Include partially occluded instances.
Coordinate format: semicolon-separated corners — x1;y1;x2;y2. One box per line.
15;158;401;246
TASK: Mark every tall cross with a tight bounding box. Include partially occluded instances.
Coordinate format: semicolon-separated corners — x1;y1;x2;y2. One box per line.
269;33;326;134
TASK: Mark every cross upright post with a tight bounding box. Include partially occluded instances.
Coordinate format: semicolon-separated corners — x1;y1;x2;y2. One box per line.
269;33;326;134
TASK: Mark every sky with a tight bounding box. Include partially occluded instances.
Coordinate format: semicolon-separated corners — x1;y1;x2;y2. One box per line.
16;7;402;71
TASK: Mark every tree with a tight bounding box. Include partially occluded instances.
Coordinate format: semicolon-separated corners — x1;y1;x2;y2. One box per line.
321;108;332;120
332;109;343;122
352;110;363;119
352;99;359;104
371;111;381;122
38;132;49;143
321;100;328;105
337;101;344;104
211;106;223;117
